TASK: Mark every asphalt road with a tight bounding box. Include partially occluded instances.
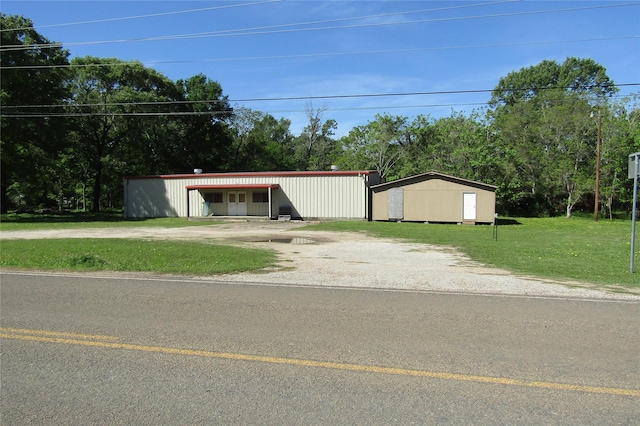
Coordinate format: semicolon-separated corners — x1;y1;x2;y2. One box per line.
1;271;639;425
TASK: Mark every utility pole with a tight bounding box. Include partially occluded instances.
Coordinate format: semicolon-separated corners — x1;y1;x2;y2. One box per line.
630;152;639;273
594;111;602;222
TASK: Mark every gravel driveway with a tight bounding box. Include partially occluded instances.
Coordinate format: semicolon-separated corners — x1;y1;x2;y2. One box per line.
2;221;638;300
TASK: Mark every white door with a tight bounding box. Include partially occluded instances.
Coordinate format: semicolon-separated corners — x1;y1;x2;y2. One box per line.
463;192;476;221
227;192;247;216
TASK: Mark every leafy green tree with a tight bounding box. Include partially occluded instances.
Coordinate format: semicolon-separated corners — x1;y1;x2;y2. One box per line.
490;57;615;107
599;95;640;218
396;114;435;177
339;114;409;180
172;74;233;173
228;107;264;170
489;57;618;217
246;114;296;171
0;14;70;211
430;111;493;182
538;94;594;217
394;111;496;186
67;56;179;211
228;107;295;171
295;103;338;171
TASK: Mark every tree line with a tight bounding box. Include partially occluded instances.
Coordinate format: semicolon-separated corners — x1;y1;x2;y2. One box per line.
2;14;639;217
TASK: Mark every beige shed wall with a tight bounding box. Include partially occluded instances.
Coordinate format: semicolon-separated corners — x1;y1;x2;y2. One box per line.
372;178;496;223
372;190;388;221
473;190;496;223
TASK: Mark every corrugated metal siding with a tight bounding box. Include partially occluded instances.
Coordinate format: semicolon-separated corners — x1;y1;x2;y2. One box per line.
279;175;367;219
246;198;269;216
187;185;202;217
124;179;183;218
125;173;373;219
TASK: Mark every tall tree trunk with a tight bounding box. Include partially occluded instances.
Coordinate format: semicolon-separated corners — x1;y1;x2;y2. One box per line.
91;167;102;213
0;183;10;213
566;191;573;218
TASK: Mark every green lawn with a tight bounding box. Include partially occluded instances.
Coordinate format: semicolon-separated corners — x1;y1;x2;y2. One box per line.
1;213;638;288
305;218;639;288
0;238;275;275
0;212;273;274
0;212;215;231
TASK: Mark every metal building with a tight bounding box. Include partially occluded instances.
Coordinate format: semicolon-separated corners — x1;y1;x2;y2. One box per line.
123;170;380;220
371;172;497;224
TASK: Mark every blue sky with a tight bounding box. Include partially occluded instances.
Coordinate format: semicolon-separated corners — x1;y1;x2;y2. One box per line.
4;0;640;136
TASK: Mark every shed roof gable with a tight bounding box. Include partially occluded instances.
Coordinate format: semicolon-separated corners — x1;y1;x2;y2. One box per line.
371;171;497;192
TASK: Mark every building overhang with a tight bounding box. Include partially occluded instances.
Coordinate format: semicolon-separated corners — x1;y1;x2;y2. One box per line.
185;184;280;190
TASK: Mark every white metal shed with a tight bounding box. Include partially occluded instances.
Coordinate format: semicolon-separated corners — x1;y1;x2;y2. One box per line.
123;170;380;220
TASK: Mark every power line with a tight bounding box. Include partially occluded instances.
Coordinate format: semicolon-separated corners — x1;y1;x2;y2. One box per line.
1;0;511;33
0;0;518;51
0;111;234;118
1;2;636;52
2;94;635;119
0;0;284;33
2;83;637;118
153;2;635;41
3;35;638;71
119;0;518;39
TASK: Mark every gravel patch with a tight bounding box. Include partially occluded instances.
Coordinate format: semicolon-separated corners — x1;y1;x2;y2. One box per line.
2;221;638;300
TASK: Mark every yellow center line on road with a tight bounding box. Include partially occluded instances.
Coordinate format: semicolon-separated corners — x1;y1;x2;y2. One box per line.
0;327;119;341
2;328;639;397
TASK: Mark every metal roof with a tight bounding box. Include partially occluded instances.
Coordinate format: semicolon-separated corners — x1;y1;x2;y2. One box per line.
125;170;377;180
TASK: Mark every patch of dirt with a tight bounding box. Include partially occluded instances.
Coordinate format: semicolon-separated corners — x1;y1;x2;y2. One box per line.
2;221;638;300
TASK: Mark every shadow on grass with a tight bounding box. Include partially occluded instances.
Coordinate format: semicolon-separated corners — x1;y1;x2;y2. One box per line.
496;218;522;226
1;211;148;224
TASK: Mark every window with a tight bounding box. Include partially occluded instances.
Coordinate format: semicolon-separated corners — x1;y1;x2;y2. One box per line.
206;192;223;203
253;191;269;203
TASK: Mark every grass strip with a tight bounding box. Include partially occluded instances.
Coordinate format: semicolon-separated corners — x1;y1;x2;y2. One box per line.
0;238;276;275
306;218;639;288
0;213;217;231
